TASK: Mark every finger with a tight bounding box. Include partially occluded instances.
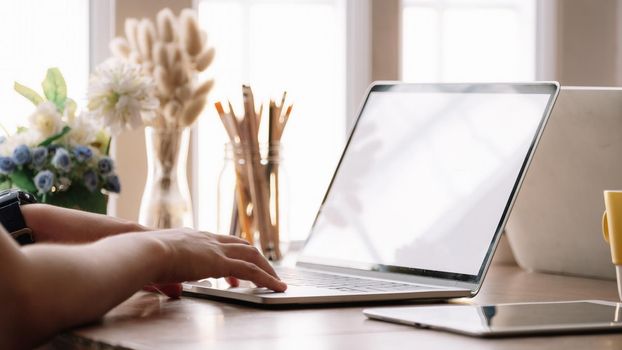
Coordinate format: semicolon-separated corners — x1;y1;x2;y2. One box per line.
210;233;251;245
225;259;287;292
223;244;279;278
226;276;240;287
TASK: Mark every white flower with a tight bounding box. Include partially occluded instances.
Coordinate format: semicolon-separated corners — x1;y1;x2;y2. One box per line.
66;112;100;146
28;101;63;139
0;130;38;157
62;99;78;123
87;59;159;134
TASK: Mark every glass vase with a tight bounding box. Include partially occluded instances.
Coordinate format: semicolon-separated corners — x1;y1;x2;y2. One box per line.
217;142;290;260
139;126;193;228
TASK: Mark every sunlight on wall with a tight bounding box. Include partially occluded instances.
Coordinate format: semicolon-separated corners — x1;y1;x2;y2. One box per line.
0;0;89;133
196;0;346;240
402;0;536;82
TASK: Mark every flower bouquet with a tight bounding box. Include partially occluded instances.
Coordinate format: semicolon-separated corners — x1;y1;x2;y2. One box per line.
0;64;156;214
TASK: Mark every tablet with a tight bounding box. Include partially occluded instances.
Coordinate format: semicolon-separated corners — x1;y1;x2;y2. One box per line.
363;300;622;337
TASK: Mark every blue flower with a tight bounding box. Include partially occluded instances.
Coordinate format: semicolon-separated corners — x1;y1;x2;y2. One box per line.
31;147;48;168
103;174;121;193
73;146;93;163
0;157;16;174
34;170;54;193
51;148;72;173
83;169;99;192
12;144;32;166
98;157;114;175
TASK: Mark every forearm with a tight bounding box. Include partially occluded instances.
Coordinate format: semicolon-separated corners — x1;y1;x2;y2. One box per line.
1;223;286;348
8;233;166;348
22;204;146;243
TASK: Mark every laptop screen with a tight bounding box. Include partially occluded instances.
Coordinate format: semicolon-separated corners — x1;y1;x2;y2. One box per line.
300;83;558;281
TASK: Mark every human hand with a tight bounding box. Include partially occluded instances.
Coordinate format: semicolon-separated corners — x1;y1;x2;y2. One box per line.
148;229;287;293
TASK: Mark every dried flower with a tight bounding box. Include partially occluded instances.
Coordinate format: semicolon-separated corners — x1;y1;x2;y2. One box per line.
110;8;215;129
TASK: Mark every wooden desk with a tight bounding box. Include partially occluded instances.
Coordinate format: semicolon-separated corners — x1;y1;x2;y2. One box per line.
54;265;622;349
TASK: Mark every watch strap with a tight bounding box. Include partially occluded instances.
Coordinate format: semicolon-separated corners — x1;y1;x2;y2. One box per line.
0;197;28;232
0;190;36;245
10;228;35;245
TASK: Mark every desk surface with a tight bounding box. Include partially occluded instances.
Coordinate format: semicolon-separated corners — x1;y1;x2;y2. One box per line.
55;265;622;350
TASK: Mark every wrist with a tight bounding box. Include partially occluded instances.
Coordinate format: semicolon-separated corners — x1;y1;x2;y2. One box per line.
22;204;149;243
20;204;48;242
129;233;172;284
97;232;171;284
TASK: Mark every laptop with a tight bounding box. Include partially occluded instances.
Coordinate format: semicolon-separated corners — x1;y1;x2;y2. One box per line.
506;87;622;280
184;82;560;305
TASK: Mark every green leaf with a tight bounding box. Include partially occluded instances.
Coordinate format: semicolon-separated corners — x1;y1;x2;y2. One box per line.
43;184;108;214
14;82;44;106
38;126;71;147
0;180;12;191
9;170;37;193
41;68;67;111
105;136;112;155
65;98;77;116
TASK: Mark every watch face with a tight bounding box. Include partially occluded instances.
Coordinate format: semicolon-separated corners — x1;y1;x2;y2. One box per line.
0;189;37;204
0;190;19;203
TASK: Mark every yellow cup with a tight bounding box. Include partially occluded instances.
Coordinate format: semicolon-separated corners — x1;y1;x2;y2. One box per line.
602;191;622;265
602;190;622;301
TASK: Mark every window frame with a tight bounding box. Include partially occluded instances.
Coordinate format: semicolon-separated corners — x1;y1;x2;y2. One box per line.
400;0;537;83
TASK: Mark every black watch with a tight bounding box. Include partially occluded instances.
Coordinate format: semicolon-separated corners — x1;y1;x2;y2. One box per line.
0;189;37;245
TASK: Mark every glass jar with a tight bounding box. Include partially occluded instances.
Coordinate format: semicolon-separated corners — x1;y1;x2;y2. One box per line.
217;142;290;260
139;126;193;229
217;143;255;241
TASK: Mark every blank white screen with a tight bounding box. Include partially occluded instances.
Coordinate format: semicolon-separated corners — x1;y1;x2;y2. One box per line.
303;87;551;276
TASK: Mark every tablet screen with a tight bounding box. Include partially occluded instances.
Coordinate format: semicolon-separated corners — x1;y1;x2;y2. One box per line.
365;301;622;336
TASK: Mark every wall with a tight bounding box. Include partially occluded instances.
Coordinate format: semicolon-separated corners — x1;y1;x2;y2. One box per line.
371;0;400;81
111;0;622;228
554;0;621;86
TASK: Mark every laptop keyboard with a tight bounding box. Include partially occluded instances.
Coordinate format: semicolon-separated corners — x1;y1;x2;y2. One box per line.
276;267;431;293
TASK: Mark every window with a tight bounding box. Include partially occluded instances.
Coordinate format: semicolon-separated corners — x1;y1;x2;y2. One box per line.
0;0;90;132
195;0;347;240
401;0;536;82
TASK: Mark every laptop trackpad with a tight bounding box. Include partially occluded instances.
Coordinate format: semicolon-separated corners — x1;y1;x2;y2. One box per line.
186;279;283;294
184;279;341;296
